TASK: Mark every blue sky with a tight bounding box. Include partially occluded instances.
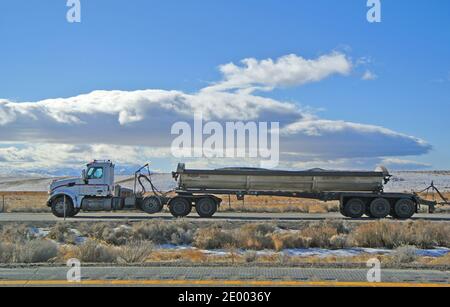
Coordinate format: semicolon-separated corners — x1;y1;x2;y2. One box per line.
0;0;449;174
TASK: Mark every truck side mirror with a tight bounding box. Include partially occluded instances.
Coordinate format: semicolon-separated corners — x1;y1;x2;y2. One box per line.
82;170;87;183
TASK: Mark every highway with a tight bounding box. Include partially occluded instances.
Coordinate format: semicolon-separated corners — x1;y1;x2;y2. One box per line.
0;266;448;287
0;212;449;223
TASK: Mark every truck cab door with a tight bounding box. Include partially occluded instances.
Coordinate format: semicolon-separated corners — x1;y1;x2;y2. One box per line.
81;167;109;197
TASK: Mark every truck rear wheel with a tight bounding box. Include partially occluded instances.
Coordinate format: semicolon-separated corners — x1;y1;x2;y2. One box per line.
394;199;415;219
365;207;375;218
344;198;365;218
196;197;218;218
369;198;391;219
169;197;192;217
51;196;75;218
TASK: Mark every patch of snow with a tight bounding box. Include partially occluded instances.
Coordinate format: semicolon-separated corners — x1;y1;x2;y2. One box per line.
415;247;450;257
155;246;450;259
28;226;50;238
282;248;390;258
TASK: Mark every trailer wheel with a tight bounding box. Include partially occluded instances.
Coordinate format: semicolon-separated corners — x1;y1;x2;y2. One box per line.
369;198;391;219
394;199;415;219
141;196;163;214
196;197;218;218
344;198;365;218
365;206;375;218
339;206;348;217
169;197;192;217
51;196;75;218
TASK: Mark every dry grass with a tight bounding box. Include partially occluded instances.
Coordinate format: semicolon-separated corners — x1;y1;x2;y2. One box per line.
0;192;49;213
72;239;118;263
79;220;195;246
0;220;449;265
116;241;153;264
191;220;450;251
350;220;450;249
0;240;58;263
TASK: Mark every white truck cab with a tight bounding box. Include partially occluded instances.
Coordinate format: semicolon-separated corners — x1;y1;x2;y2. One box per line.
47;160;129;217
80;160;115;197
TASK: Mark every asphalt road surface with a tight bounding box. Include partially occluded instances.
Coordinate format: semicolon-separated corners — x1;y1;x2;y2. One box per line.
0;266;448;287
0;212;449;223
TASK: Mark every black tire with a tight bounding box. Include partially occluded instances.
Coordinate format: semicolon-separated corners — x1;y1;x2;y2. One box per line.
196;197;218;218
340;205;348;217
394;198;416;219
365;206;375;218
72;208;81;217
369;198;391;219
169;197;192;217
344;198;365;218
51;196;75;218
141;196;164;214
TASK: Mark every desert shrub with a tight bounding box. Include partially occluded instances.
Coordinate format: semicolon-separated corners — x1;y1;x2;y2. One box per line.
234;224;275;250
17;240;58;263
101;225;134;246
326;220;351;235
132;221;195;245
75;240;118;263
351;221;404;248
0;242;14;263
194;226;234;249
351;221;450;249
270;232;312;251
77;221;196;246
82;223;110;238
244;251;258;263
390;246;418;264
48;222;78;244
117;241;153;264
58;245;79;262
404;220;450;248
329;234;352;249
300;222;338;248
0;224;32;244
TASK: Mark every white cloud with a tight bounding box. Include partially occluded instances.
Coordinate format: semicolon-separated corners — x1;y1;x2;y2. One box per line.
362;70;378;81
0;51;432;174
203;52;352;92
380;158;431;170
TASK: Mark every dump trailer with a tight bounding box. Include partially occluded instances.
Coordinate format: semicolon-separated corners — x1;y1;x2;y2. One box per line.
171;163;435;219
47;160;438;219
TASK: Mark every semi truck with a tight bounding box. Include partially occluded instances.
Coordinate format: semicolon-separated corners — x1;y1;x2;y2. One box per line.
47;160;440;219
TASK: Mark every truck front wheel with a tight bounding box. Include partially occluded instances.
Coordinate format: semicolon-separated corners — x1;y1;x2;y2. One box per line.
51;196;75;218
196;197;218;218
169;197;192;218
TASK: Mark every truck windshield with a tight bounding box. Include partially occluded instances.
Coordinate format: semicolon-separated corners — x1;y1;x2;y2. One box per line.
87;167;103;179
